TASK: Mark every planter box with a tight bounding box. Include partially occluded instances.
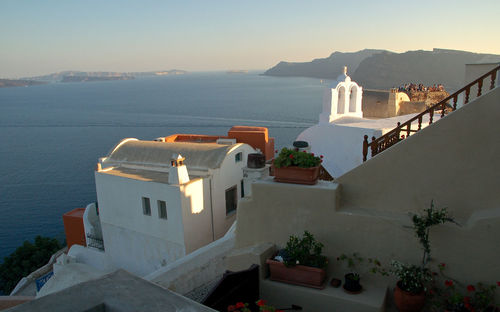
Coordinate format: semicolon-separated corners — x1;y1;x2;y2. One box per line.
266;259;326;289
273;165;320;185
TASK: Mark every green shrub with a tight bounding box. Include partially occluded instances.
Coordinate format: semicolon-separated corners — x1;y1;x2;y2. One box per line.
0;236;61;294
283;231;328;268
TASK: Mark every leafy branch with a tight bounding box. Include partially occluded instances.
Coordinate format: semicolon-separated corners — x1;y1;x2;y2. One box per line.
412;200;457;267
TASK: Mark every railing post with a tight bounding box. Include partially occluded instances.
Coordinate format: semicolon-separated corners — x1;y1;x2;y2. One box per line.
441;102;446;118
406;123;411;137
429;108;434;124
371;136;377;157
417;116;422;130
453;95;458;110
491;70;497;90
396;122;401;141
362;135;368;162
465;87;470;104
477;79;483;97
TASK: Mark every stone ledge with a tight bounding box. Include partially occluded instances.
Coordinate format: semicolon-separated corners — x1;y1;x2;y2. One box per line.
0;296;34;311
224;243;276;278
260;278;388;312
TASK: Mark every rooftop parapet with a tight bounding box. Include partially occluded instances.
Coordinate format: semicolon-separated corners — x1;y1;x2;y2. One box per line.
160;126;275;161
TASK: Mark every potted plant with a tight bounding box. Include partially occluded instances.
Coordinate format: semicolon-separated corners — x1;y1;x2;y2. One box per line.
337;253;364;293
371;201;457;312
272;148;322;185
267;231;328;289
391;261;432;312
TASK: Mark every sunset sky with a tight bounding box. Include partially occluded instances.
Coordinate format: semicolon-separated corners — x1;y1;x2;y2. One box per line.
1;0;499;78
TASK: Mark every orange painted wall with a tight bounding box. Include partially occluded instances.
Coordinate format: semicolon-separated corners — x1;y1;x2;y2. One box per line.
62;208;86;250
228;126;275;161
162;126;275;161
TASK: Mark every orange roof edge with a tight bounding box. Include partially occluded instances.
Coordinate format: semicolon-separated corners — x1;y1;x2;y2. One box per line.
63;207;86;218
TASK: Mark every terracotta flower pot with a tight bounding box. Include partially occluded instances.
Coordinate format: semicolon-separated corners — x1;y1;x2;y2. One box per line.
266;259;326;289
273;165;320;185
393;281;426;312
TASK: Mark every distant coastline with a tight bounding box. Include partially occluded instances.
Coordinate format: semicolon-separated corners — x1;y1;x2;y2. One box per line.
0;70;188;88
0;79;47;88
61;75;134;83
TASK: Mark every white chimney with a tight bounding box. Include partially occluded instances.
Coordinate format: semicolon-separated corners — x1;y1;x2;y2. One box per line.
168;154;190;185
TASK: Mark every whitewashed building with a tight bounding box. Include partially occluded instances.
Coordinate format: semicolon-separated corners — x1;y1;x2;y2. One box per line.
88;137;257;276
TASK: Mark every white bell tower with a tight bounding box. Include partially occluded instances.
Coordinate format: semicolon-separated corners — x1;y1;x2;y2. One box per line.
319;66;363;124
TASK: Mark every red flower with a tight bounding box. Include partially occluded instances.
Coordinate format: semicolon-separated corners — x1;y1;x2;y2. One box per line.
289;154;294;159
497;281;500;287
320;159;323;163
432;271;438;276
303;150;307;153
275;150;278;153
227;305;236;312
440;262;446;267
428;289;434;295
465;303;472;310
464;296;471;303
320;155;324;158
256;299;266;307
467;285;476;292
235;302;245;309
445;280;453;287
311;153;315;156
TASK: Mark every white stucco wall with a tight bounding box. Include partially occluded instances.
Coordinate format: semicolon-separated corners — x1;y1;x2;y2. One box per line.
95;172;186;276
146;224;237;295
297;123;382;178
180;178;214;254
209;144;256;239
82;202;102;246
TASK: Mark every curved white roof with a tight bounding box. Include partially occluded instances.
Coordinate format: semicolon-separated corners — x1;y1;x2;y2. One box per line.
103;139;241;170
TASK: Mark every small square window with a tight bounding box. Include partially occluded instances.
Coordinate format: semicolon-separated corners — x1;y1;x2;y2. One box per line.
225;185;237;215
158;200;167;219
142;197;151;216
235;152;242;163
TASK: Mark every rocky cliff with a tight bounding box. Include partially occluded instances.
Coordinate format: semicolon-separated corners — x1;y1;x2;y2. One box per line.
265;48;500;91
264;49;384;80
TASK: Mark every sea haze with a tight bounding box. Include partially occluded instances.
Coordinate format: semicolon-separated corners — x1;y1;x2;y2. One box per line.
0;72;325;260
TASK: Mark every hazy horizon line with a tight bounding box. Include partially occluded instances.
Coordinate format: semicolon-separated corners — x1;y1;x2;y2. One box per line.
4;46;500;80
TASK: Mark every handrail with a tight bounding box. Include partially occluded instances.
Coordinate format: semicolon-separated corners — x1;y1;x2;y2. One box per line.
363;64;499;161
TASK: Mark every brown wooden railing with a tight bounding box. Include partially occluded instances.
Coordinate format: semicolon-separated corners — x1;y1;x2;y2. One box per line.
362;65;499;162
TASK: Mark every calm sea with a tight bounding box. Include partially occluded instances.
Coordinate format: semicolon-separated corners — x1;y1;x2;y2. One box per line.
0;72;325;261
